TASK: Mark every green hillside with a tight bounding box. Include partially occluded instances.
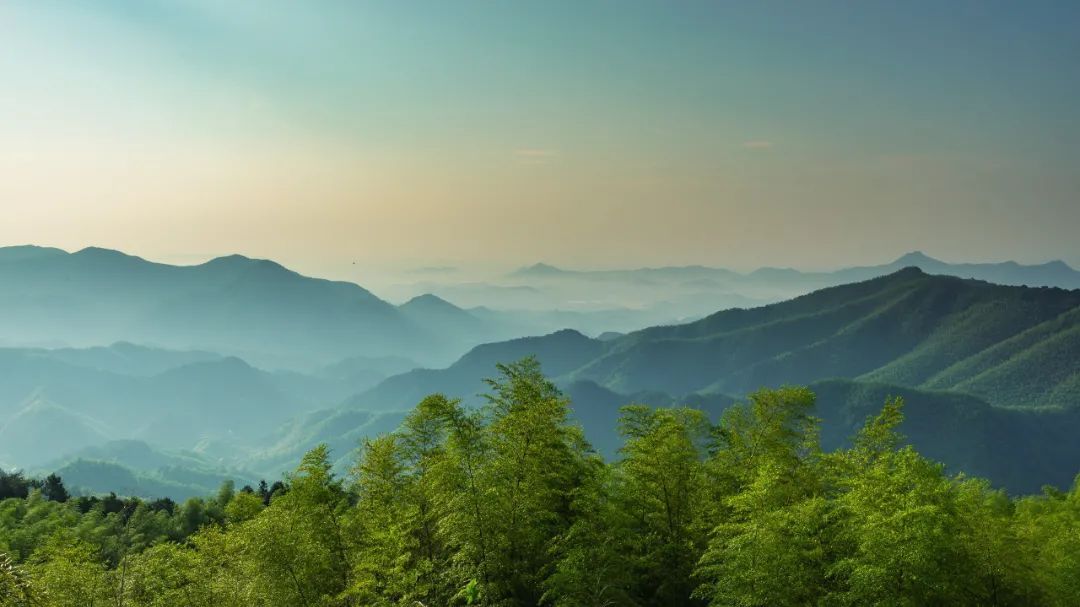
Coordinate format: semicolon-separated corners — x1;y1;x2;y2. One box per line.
344;329;606;412
386;268;1078;410
572;269;1080;397
921;307;1080;407
809;379;1080;493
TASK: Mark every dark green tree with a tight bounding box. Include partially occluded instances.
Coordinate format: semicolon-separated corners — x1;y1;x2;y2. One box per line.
41;474;70;503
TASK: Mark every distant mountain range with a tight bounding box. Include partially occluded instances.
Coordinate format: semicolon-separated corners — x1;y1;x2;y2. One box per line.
0;245;527;369
392;250;1080;333
4;245;1075;372
3;245;1080;497
512;251;1080;292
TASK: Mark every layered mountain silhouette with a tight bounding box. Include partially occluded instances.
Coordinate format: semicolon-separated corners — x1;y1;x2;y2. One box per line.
512;251;1080;291
347;268;1080;408
0;246;517;369
0;347;328;468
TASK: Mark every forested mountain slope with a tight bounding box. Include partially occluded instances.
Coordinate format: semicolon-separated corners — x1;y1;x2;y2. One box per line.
571;268;1080;398
350;268;1080;409
316;269;1080;492
808;379;1080;493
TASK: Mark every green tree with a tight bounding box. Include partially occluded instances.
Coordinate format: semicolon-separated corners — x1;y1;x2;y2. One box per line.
952;477;1041;605
25;534;112;607
1014;476;1080;606
419;358;593;606
824;398;968;606
224;491;264;525
346;434;424;606
230;445;352;606
695;387;827;607
0;552;35;606
478;358;592;606
617;405;712;606
41;475;70;503
543;460;636;607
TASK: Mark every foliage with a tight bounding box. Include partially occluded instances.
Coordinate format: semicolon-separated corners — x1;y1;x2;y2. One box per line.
0;360;1078;606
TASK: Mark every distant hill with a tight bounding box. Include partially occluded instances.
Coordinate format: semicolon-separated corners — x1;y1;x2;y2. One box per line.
244;407;410;477
398;294;491;347
510;262;742;283
52;458;259;501
0;246;523;369
33;440;261;501
0;345;356;468
0;396;112;469
833;251;1080;290
343;329;607;412
40;342;223;376
315;354;422;395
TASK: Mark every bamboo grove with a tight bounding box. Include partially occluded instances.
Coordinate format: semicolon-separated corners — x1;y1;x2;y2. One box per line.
1;358;1078;606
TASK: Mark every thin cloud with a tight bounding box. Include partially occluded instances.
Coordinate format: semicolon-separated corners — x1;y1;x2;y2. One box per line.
742;140;774;149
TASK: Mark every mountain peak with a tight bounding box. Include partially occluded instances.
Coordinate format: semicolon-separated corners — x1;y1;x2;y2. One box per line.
0;245;67;262
74;246;136;259
548;328;590;340
69;247;158;269
202;253;255;267
1042;259;1075;272
893;251;940;266
200;254;289;275
513;262;564;276
401;293;460;311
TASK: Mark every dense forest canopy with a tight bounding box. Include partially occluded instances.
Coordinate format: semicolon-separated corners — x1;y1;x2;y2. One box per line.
2;359;1078;606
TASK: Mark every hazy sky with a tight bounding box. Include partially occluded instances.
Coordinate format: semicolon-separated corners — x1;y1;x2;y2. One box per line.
2;0;1078;279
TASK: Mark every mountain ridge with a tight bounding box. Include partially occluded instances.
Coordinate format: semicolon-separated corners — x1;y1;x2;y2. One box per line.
510;251;1078;281
0;246;519;369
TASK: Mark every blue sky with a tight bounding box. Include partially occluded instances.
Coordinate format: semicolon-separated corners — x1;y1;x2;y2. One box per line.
1;1;1077;275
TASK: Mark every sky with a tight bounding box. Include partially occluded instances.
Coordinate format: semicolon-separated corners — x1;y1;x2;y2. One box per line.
1;0;1078;280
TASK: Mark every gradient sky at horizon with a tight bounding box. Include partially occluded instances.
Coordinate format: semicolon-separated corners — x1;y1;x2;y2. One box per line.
2;0;1078;279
